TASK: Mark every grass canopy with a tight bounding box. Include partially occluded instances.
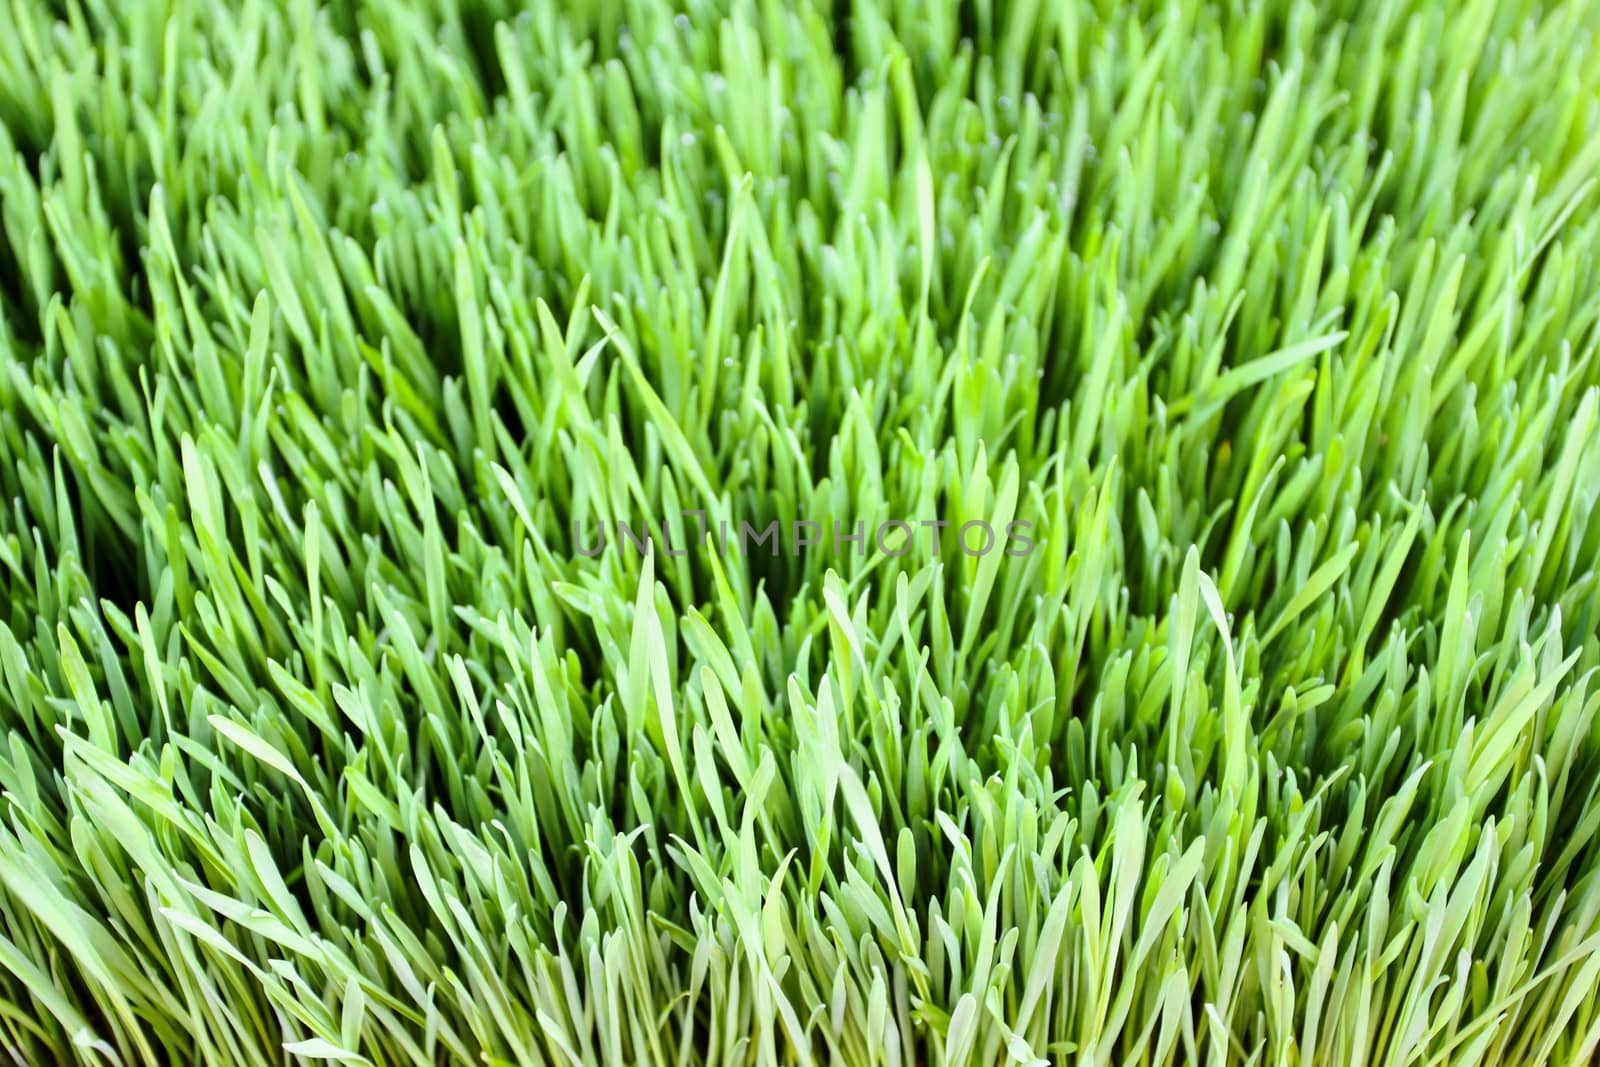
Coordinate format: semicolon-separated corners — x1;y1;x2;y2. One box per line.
3;0;1600;1064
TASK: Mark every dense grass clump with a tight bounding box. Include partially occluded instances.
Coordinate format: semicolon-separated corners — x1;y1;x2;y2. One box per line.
3;0;1600;1063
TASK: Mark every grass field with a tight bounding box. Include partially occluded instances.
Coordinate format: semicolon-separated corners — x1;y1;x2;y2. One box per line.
3;0;1600;1063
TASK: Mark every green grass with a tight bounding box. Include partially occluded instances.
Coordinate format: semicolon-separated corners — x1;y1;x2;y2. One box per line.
2;0;1600;1063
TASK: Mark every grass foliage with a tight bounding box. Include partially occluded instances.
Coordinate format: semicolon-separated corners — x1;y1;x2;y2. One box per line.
4;0;1600;1063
